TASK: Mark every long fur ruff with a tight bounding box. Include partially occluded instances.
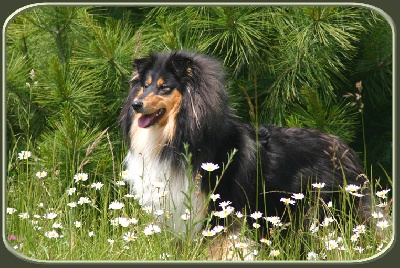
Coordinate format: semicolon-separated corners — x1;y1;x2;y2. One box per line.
120;50;371;237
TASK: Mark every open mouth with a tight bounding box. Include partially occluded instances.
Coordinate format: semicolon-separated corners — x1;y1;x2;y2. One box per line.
137;108;166;128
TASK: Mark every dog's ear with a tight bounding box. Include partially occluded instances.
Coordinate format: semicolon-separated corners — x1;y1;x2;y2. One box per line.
133;56;153;75
169;54;193;78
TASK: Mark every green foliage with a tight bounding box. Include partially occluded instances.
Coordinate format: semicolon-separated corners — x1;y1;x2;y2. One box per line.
6;53;39;143
139;6;272;76
349;15;392;175
33;56;102;124
285;86;359;143
260;7;366;124
71;10;137;125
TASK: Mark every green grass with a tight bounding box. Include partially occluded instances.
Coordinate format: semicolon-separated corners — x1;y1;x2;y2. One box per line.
5;139;393;262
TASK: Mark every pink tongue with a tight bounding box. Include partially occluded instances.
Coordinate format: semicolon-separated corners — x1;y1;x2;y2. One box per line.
138;114;157;128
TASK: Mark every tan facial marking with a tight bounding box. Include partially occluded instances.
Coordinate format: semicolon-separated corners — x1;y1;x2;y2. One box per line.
156;78;165;87
157;89;182;127
146;76;152;86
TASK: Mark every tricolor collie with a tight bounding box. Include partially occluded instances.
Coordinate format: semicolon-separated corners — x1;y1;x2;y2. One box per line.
120;51;370;247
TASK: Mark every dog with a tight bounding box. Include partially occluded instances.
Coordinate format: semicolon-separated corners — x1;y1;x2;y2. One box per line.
120;50;371;258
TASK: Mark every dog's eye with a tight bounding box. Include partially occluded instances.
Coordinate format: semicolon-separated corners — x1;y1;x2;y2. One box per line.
143;83;150;92
159;84;171;94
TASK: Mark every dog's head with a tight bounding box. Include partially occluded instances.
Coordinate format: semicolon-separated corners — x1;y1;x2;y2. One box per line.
121;51;227;148
129;52;194;129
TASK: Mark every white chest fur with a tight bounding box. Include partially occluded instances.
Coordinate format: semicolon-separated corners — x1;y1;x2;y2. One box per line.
123;126;206;234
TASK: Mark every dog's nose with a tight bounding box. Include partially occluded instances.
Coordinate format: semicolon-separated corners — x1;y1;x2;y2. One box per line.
131;101;143;112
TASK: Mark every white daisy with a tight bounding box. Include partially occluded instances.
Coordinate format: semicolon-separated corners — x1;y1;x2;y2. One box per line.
345;184;361;192
18;151;31;160
291;193;305;200
7;208;17;214
45;230;59;239
250;211;263;219
36;171;47;179
312;182;325;189
201;162;220;172
123;232;137;242
376;189;390;199
108;200;125;210
90;182;104;190
74;173;88;182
